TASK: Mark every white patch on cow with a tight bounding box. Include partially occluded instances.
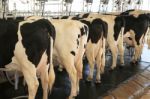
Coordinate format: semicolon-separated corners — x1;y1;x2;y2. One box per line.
36;51;48;75
132;14;140;18
124;32;131;38
124;37;134;46
5;56;21;71
25;16;43;21
129;10;150;15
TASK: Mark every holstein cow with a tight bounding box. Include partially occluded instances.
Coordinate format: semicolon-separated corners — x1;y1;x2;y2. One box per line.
60;16;108;83
76;13;125;70
0;17;56;99
50;19;88;98
80;18;107;83
120;10;150;63
121;9;150;48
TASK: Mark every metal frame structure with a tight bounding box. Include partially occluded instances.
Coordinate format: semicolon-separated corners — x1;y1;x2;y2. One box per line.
1;0;149;18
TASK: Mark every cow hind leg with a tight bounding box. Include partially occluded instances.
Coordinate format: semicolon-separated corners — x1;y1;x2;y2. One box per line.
117;37;124;66
75;58;83;95
131;45;140;64
95;40;104;83
86;57;95;82
64;61;77;99
108;40;118;70
40;65;49;99
101;38;106;73
138;44;143;59
22;64;39;99
48;63;55;93
85;47;95;82
95;53;102;83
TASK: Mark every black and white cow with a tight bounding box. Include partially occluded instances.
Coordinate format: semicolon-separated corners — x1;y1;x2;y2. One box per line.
80;18;108;83
120;10;150;63
121;9;150;49
49;19;89;98
0;17;56;99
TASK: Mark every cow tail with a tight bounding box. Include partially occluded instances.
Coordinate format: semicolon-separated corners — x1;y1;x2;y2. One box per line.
121;17;125;40
101;22;108;73
48;36;55;93
46;20;56;93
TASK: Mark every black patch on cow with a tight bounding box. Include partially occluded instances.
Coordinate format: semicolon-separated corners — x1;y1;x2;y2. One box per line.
70;51;75;56
114;16;125;41
84;44;86;48
101;20;108;39
120;9;135;15
123;14;149;45
128;37;132;40
6;16;25;21
84;25;88;36
80;27;85;36
81;18;108;43
20;19;55;66
80;20;91;37
80;19;104;43
77;38;79;49
147;13;150;27
0;19;22;68
61;16;69;19
80;24;88;37
77;39;79;45
90;18;106;43
78;34;80;38
80;20;91;27
72;16;83;20
82;13;90;18
52;17;59;19
75;14;80;17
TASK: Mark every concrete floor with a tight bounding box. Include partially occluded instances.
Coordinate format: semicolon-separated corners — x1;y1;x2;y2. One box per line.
0;47;150;99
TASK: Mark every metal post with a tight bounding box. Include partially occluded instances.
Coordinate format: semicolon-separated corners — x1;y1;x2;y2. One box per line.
41;1;45;16
98;0;101;13
2;0;6;18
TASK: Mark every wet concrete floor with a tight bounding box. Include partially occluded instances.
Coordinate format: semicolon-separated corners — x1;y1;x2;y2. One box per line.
0;55;150;99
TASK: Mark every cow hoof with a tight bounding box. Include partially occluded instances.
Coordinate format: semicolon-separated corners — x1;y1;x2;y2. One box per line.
68;96;76;99
77;91;80;95
73;96;77;99
120;63;125;66
100;68;105;74
95;80;101;84
87;76;93;82
130;61;138;65
109;66;115;72
119;64;125;68
135;61;139;64
108;68;113;72
58;67;63;72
